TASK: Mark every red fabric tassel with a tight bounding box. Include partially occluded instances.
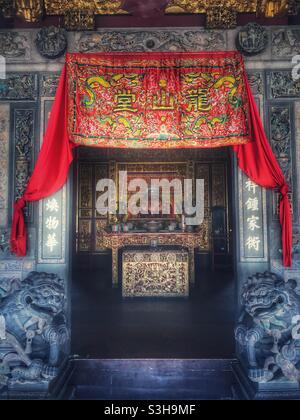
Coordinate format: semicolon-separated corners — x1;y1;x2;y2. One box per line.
10;198;26;257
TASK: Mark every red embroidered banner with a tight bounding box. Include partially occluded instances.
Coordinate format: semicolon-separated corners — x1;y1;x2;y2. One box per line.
67;52;251;149
10;52;292;268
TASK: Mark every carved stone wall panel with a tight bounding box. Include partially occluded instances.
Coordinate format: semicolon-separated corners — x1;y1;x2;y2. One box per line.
272;27;300;59
294;101;300;260
2;28;299;64
0;104;10;227
0;31;31;62
268;103;296;219
40;73;60;97
35;27;67;59
0;74;38;101
0;229;10;257
268;71;300;99
236;23;269;56
295;101;300;226
72;29;228;53
247;71;264;96
12;106;37;223
0;259;35;281
0;227;35;260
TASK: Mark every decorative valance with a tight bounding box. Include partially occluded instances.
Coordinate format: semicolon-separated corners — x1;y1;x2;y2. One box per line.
10;52;292;267
67;52;250;149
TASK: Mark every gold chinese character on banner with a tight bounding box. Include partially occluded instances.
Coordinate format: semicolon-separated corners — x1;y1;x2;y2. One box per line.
152;80;175;111
186;88;212;112
114;90;137;113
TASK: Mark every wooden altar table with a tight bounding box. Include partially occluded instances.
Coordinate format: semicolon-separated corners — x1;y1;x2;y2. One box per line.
102;231;203;287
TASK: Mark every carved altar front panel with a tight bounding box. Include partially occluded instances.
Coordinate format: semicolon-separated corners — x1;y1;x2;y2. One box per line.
122;250;189;298
103;231;203;287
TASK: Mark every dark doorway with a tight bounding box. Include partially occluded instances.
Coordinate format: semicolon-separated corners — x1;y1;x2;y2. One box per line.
71;148;235;359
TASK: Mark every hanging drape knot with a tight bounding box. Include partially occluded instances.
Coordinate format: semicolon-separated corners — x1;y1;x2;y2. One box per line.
14;198;26;211
280;184;289;197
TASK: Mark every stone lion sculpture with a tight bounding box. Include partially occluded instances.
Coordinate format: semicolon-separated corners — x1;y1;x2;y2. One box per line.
0;272;69;391
235;272;300;383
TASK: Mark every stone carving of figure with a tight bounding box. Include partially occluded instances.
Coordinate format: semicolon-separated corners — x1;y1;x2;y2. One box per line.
236;272;300;383
0;272;69;392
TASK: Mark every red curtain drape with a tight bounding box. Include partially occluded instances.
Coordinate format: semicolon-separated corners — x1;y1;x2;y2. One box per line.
11;66;77;256
10;53;293;267
233;75;292;267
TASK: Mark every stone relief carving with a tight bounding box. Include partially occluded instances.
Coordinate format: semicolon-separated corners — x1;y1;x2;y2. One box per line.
0;231;10;256
14;110;34;204
35;27;67;60
13;109;35;224
293;228;300;257
236;23;269;56
0;105;9;227
0;260;36;281
270;106;292;188
272;28;300;58
269;71;300;99
0;74;38;101
76;30;227;53
247;72;264;96
0;32;30;61
236;272;300;383
40;74;60;97
0;272;69;393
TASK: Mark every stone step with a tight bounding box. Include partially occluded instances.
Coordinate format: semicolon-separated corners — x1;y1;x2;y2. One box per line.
57;358;238;400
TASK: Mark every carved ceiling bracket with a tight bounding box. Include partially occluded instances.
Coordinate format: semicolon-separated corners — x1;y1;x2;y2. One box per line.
64;10;95;31
206;7;238;29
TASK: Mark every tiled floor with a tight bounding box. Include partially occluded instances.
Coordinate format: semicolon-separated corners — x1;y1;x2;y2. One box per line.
71;269;235;359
